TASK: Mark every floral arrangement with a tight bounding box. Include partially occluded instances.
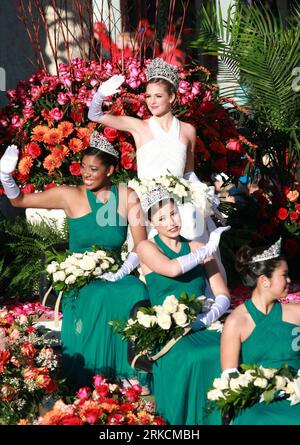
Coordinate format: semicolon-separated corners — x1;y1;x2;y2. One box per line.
207;363;300;419
128;174;216;218
0;305;60;424
45;246;120;293
0;57;253;192
38;374;165;425
111;293;204;357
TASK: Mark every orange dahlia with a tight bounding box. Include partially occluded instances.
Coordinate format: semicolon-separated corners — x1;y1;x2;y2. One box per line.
18;156;33;175
69;137;84;153
31;125;49;142
58;121;74;138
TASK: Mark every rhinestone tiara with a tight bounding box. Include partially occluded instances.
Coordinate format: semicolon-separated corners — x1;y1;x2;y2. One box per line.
90;132;119;158
249;238;282;264
141;187;170;213
146;58;179;90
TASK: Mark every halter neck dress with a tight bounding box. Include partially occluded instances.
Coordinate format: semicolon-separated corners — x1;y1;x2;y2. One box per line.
232;299;300;425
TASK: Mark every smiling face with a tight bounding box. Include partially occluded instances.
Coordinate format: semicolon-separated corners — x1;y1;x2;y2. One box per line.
261;259;291;299
81;155;113;191
145;81;175;117
150;200;181;239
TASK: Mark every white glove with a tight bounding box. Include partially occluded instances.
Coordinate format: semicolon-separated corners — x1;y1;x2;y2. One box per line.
88;74;125;122
183;171;199;183
176;226;230;274
0;145;20;199
99;251;139;282
192;294;231;330
221;368;239;380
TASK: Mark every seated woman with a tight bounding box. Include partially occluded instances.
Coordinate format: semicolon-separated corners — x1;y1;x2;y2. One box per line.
0;135;148;389
136;188;231;425
221;240;300;425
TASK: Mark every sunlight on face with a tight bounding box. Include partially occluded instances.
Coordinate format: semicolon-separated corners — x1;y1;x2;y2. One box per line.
80;155;109;191
145;83;174;116
150;200;181;237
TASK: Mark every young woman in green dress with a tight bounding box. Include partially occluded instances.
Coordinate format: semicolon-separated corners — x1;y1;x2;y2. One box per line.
221;240;300;425
0;137;149;389
136;188;231;425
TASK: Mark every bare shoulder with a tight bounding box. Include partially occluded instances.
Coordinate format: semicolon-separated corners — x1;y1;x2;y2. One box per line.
224;304;248;330
180;121;196;136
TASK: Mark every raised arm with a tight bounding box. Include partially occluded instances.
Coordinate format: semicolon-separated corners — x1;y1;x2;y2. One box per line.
88;74;142;134
0;145;69;210
183;123;196;174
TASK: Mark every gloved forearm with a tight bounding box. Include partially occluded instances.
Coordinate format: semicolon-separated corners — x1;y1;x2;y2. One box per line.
99;251;139;282
192;294;231;330
0;145;20;199
88;74;124;122
176;226;230;274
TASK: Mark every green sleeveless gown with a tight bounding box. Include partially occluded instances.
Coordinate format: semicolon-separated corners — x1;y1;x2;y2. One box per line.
61;185;148;388
145;235;222;425
233;299;300;425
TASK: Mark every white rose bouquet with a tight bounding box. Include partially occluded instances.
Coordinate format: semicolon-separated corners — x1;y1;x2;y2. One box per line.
128;174;215;218
45;246;120;294
111;292;204;358
207;363;300;419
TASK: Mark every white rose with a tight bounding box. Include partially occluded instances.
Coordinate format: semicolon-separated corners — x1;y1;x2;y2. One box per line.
275;376;287;391
65;275;76;285
178;304;188;312
213;377;229;390
72;268;84;277
162;295;179;314
260;366;277;379
53;271;66;282
207;389;225;401
65;256;79;266
83;271;90;276
65;266;78;276
235;375;253;387
172;311;188;327
244;370;256;380
59;261;68;269
157;313;172;330
253;378;268;389
139;314;157;328
46;262;59;274
79;256;96;271
229;378;243;391
173;183;188;198
101;260;110;270
93;267;102;276
153;305;164;314
73;253;84;258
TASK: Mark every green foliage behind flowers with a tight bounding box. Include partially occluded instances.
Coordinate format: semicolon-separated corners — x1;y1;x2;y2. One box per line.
45;246;121;294
207;363;300;419
111;292;204;357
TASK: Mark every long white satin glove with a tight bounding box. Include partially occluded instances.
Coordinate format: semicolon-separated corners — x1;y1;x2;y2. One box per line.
183;171;199;183
192;294;231;331
88;74;125;122
0;145;20;199
221;368;239;380
99;251;139;282
176;226;230;274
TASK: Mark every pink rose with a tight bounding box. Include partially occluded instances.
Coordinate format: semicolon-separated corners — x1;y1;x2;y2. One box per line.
50;107;64;121
57;92;69;105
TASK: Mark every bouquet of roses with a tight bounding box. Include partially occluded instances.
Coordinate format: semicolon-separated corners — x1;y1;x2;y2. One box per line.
129;174;216;218
37;374;165;425
111;293;204;358
45;246;120;294
0;306;60;424
207;363;300;419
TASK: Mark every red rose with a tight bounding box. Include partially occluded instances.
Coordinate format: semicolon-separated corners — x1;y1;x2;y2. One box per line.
59;416;84;425
284;238;299;258
209;141;226;155
277;207;289;221
121;152;135;170
227;139;242;152
70;105;84;123
212;157;228;172
69;162;81;176
22;184;35;194
103;127;119;142
27;142;42;159
296;203;300;212
290;211;299;221
44;183;57;190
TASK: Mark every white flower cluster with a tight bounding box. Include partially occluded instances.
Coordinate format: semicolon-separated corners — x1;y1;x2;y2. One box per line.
46;249;116;290
129;295;190;331
208;365;300;408
129;175;215;218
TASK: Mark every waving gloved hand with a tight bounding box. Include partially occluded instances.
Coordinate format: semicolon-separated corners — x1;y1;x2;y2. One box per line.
176;225;231;275
88;74;125;121
98;252;139;282
0;145;20;199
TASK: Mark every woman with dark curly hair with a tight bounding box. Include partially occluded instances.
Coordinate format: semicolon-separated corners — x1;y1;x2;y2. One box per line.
220;239;300;425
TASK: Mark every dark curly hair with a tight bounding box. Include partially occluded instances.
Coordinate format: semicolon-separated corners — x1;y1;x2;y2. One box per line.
235;244;285;289
82;146;119;168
